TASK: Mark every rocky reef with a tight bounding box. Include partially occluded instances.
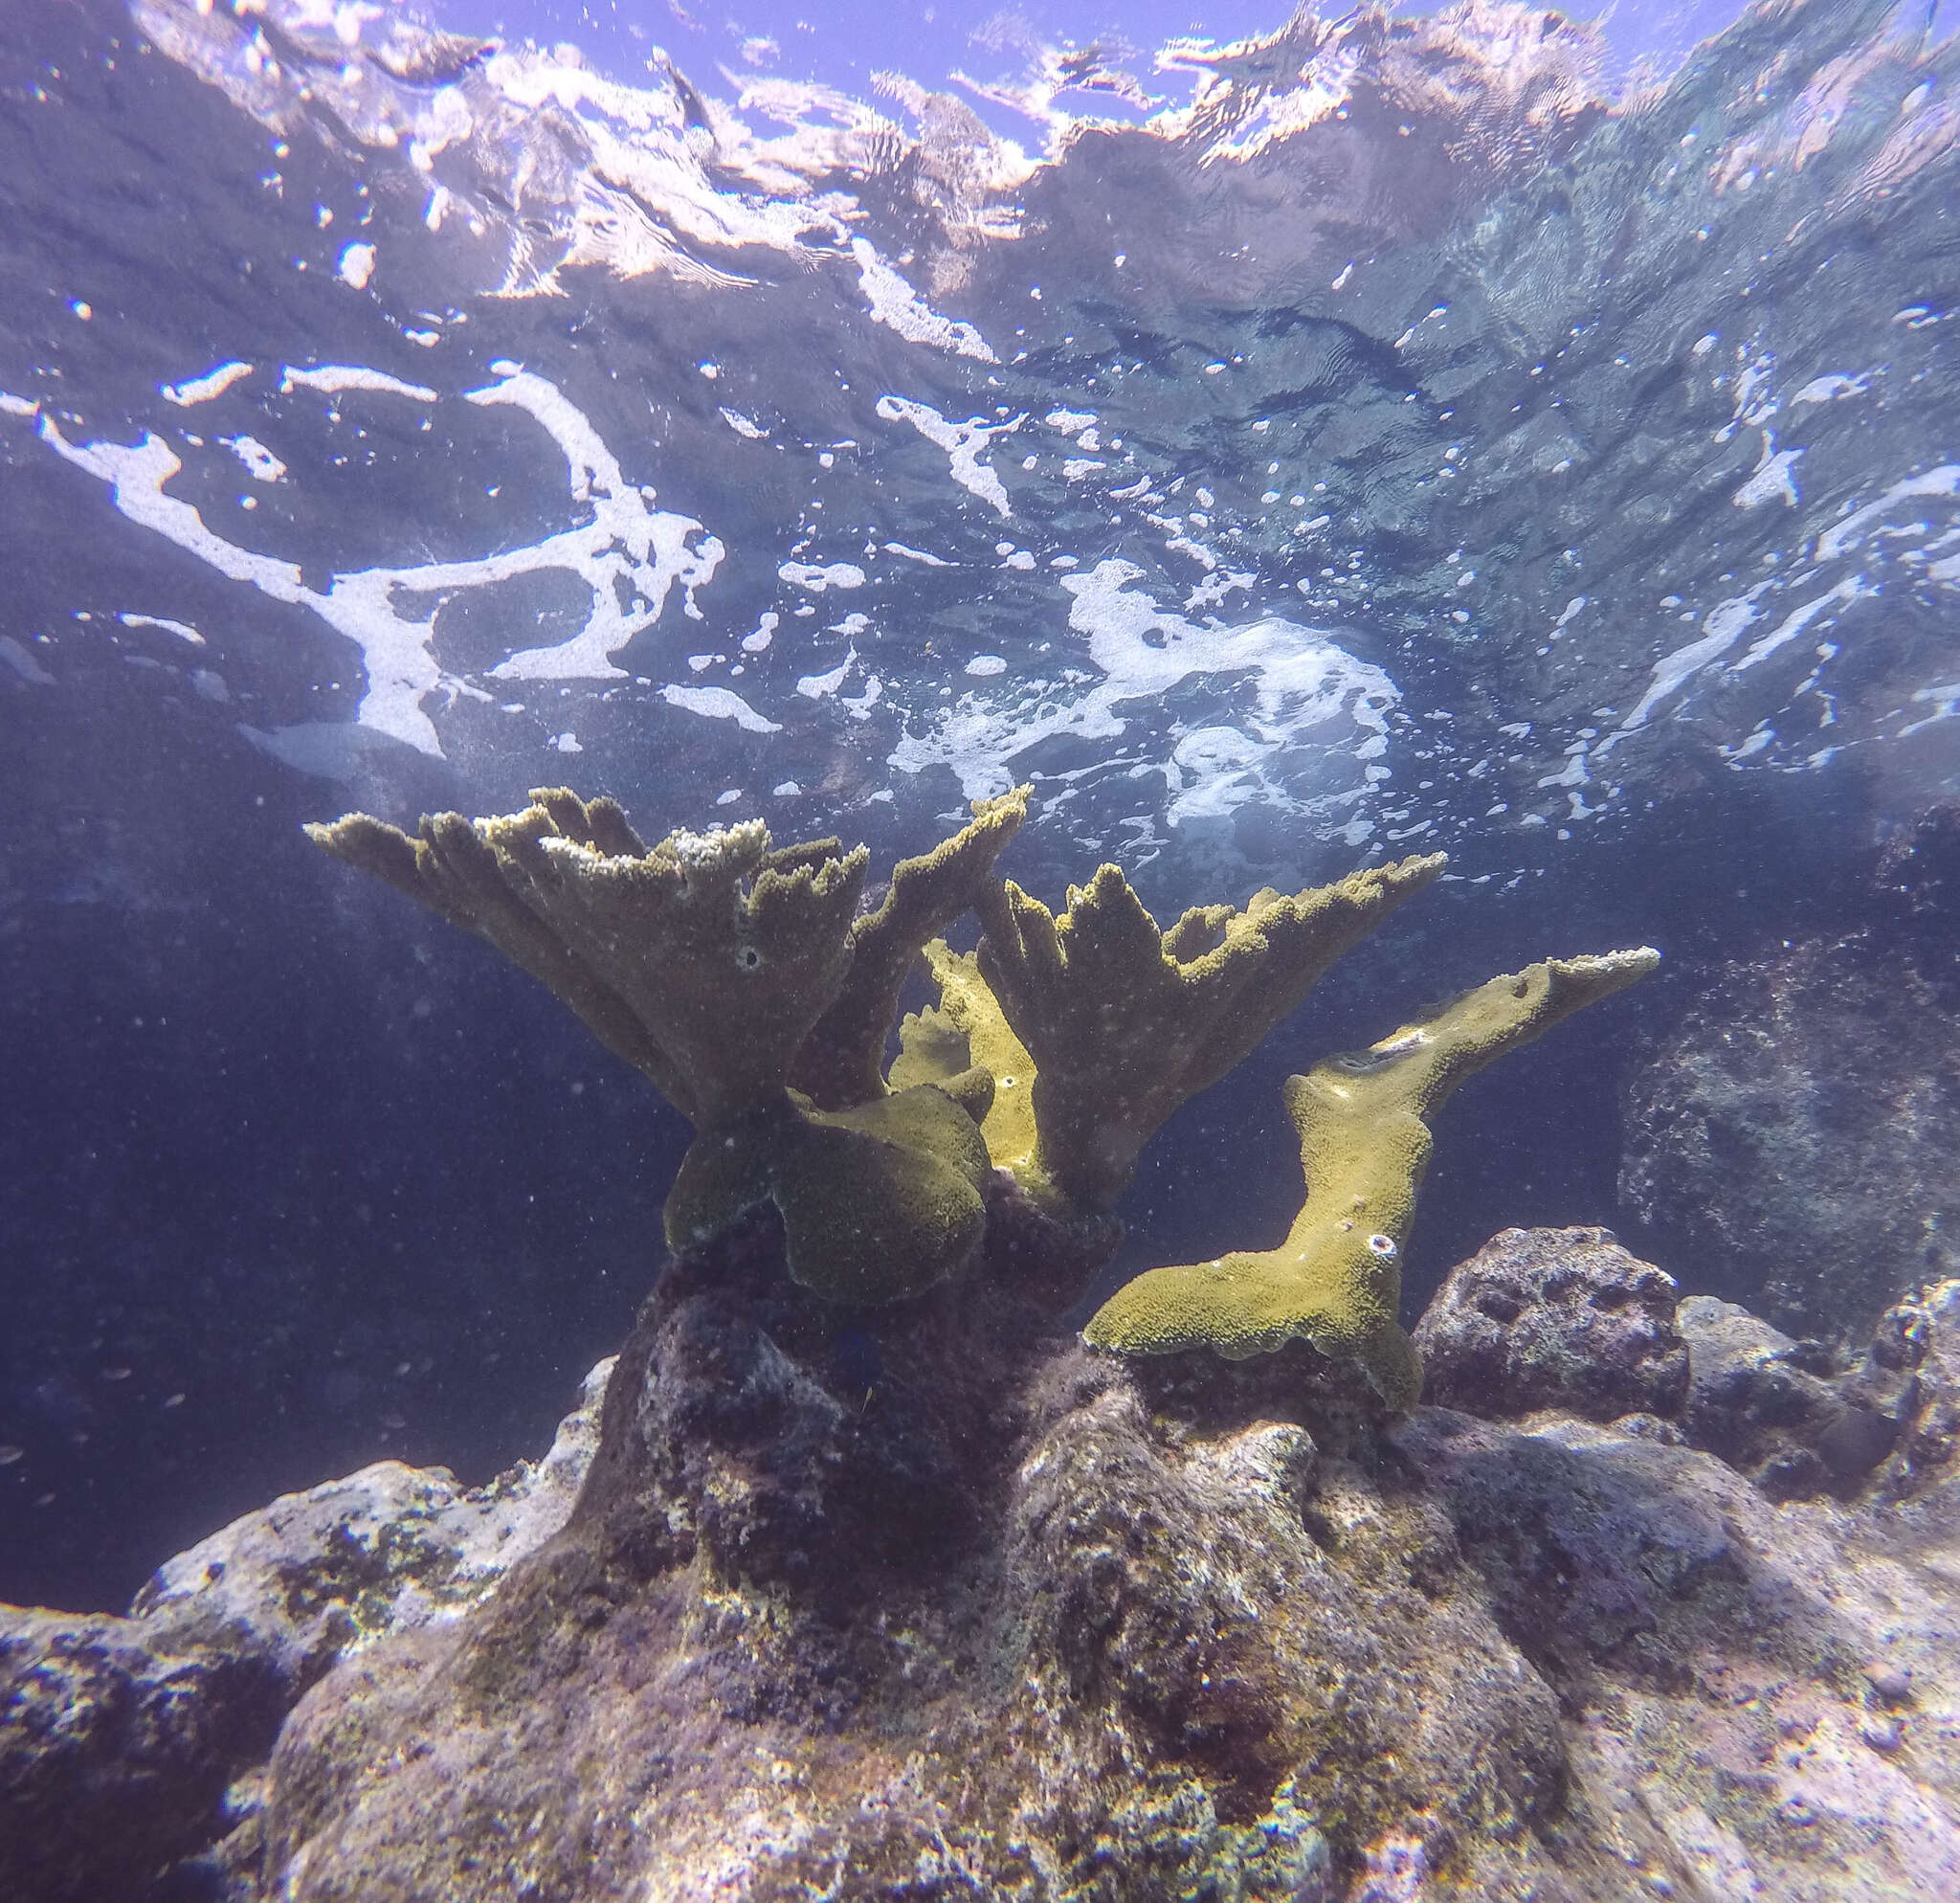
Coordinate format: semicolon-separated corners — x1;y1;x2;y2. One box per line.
6;1221;1959;1901
19;795;1960;1899
1621;805;1960;1346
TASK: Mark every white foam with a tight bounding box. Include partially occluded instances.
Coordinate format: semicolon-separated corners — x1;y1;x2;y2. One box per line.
842;675;882;719
24;366;722;751
119;612;206;646
1726;579;1863;674
884;541;951;567
658;683;783;732
850;239;997;363
226;436;287;482
280;365;437;401
875;395;1018;517
1733;437;1801;508
779;561;866;592
796;650;855;699
888;559;1398;859
469;369;724;680
163;361;255;407
337;242;377;290
1791;373;1869;405
1900;680;1960;737
1609;586;1771;744
1815;465;1960;560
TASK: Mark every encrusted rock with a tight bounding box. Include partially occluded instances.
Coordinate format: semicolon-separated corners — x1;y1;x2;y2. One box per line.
0;1364;607;1903
1869;1277;1960;1511
0;1605;284;1903
1395;1406;1960;1899
253;1238;1579;1903
131;1357;611;1682
233;1218;1960;1902
11;1232;1960;1902
1412;1225;1688;1423
1620;928;1960;1347
1677;1296;1899;1500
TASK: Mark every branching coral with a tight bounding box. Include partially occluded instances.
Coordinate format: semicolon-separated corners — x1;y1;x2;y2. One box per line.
307;791;865;1125
308;788;1013;1303
312;787;1656;1404
890;940;1039;1177
790;786;1027;1110
1083;950;1662;1406
972;855;1448;1212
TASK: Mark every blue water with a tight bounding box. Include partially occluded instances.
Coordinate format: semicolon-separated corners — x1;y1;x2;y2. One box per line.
1;0;1956;1610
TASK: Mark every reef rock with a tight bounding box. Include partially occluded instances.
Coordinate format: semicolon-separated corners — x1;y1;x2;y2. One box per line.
0;1364;608;1903
1395;1406;1960;1901
1412;1225;1689;1424
1620;846;1960;1347
10;1229;1960;1901
1676;1295;1903;1502
0;1602;285;1903
1867;1277;1960;1511
247;1222;1960;1899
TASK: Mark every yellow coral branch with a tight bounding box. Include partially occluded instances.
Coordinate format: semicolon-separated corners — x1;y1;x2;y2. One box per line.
1083;948;1661;1407
974;854;1449;1213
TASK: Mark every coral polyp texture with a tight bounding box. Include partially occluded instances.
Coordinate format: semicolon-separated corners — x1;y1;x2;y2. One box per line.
1084;951;1662;1408
310;789;1655;1401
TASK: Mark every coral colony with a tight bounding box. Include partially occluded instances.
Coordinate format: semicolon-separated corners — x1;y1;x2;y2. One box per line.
310;789;1657;1405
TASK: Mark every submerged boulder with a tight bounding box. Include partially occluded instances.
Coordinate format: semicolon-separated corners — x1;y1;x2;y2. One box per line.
1675;1294;1903;1501
1412;1224;1689;1424
1620;817;1960;1349
0;1367;609;1903
238;1226;1960;1898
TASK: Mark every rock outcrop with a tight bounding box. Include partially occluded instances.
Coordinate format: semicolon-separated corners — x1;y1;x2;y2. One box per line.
1621;806;1960;1347
0;1365;609;1903
7;1230;1960;1902
1412;1224;1689;1424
